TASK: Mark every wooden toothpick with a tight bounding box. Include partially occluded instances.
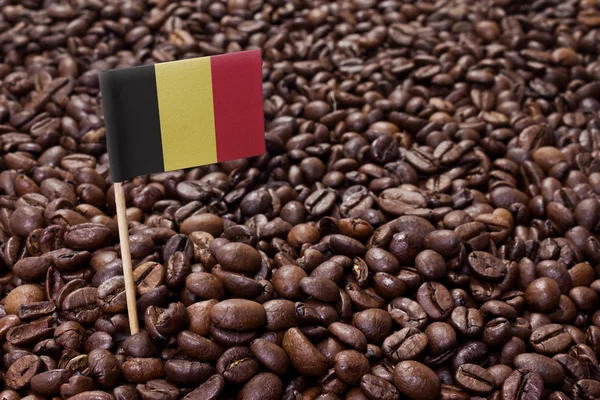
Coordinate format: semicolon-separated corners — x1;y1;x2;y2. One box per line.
113;182;139;334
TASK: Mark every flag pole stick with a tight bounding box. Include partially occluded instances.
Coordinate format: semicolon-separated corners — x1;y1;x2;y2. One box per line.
113;182;139;334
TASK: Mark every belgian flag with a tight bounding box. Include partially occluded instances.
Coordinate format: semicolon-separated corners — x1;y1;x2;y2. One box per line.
99;50;265;182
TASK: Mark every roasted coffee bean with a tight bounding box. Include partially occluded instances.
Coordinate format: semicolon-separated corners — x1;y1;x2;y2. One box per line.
360;374;400;400
183;374;224;400
455;363;495;395
283;328;328;377
525;278;561;312
393;360;441;400
122;358;164;383
55;321;85;350
136;379;178;400
300;277;340;303
451;307;484;337
145;302;188;340
5;354;43;390
7;317;53;346
502;369;544;400
451;341;490;373
59;375;95;398
62;287;102;325
212;242;261;274
467;251;507;281
416;282;454;321
351;308;393;343
334;350;370;385
132;261;165;296
272;265;307;300
425;322;457;355
96;276;127;314
5;284;45;315
530;324;572;355
415;250;447;281
88;349;121;388
64;223;112;250
388;297;428;330
186;272;225;300
85;331;114;353
211;299;266;331
328;322;367;352
177;331;224;362
12;256;52;281
383;326;428;362
216;346;258;385
513;353;565;386
250;338;290;376
211;266;263;299
164;359;213;387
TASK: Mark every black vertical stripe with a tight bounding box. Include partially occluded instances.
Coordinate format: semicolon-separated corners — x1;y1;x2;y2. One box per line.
99;65;164;182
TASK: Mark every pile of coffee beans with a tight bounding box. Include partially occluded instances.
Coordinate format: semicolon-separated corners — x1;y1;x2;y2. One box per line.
0;0;600;399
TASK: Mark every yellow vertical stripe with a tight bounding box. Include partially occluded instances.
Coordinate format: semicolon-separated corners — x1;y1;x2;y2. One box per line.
155;57;217;170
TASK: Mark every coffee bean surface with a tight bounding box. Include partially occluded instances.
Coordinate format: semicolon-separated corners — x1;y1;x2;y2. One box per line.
0;0;599;398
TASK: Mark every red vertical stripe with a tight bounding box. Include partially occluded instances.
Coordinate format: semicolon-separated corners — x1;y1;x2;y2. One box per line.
211;50;265;163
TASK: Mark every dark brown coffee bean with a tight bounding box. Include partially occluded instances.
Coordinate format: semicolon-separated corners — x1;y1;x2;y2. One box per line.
212;242;261;274
183;374;224;400
425;322;457;355
283;328;328;377
54;321;85;350
387;297;428;330
360;374;400;400
351;308;393;343
5;284;45;315
300;277;340;303
530;324;572;355
5;354;43;390
136;379;178;400
238;372;283;400
263;299;296;331
455;363;495;395
416;282;454;321
178;330;224;362
467;251;507;281
62;287;102;325
216;346;258;385
392;360;441;400
382;327;428;362
97;276;127;314
59;375;95;398
513;353;565;386
272;265;307;300
68;391;116;400
12;256;52;281
211;299;266;331
122;358;164;383
334;350;370;385
328;322;367;352
64;223;112;250
132;261;165;296
450;307;484;337
7;317;53;346
145;302;188;341
364;248;400;274
525;278;561;312
186;272;225;300
250;338;290;376
88;349;121;388
163;359;213;387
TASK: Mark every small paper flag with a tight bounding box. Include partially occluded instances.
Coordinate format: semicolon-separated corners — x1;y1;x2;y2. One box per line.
99;49;265;182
